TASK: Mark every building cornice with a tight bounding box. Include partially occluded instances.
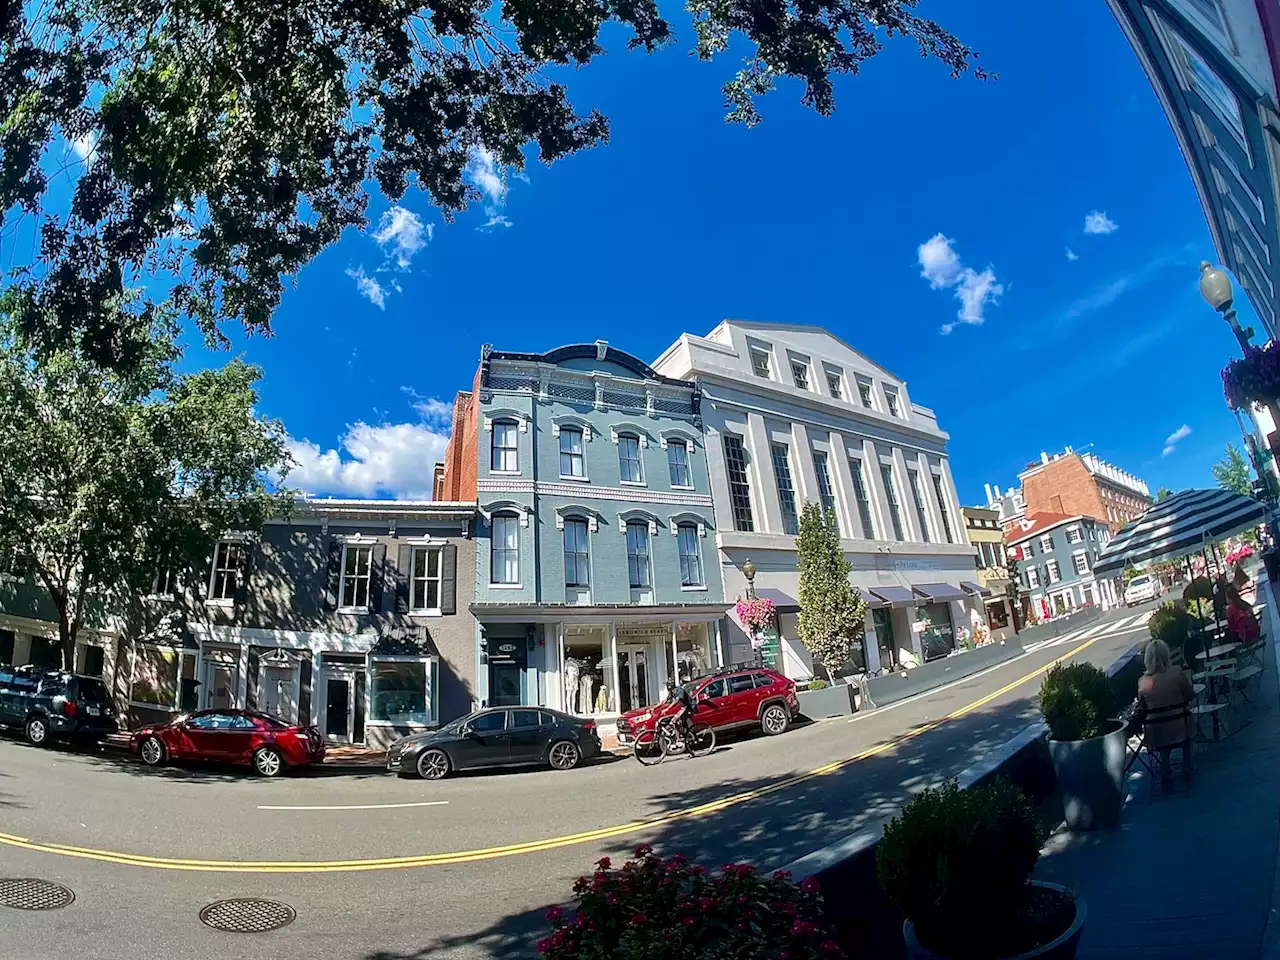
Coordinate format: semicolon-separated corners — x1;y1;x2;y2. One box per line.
478;477;714;508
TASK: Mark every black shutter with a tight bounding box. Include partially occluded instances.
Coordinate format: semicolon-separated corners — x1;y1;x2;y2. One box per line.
396;544;412;614
298;653;313;723
235;543;255;607
441;543;458;615
323;537;342;610
369;543;387;612
246;647;261;710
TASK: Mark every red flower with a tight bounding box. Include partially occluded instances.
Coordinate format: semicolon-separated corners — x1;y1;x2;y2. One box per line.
607;894;619;906
635;844;653;857
596;856;612;870
800;877;820;894
536;938;553;954
819;941;842;954
772;869;792;881
545;907;564;923
743;910;756;921
632;913;649;925
683;916;698;928
791;920;816;937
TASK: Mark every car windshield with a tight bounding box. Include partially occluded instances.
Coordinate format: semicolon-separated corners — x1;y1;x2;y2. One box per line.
70;678;111;703
1130;576;1150;588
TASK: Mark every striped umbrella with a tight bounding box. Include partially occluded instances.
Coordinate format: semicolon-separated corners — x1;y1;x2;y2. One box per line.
1092;488;1266;575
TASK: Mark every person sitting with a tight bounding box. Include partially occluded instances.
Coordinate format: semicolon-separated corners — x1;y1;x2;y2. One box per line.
1137;639;1195;784
1226;585;1261;644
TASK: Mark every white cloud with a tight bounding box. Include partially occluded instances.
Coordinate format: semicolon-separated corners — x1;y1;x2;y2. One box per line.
917;233;1004;335
373;206;431;269
1066;248;1079;261
71;131;98;166
1084;211;1118;235
287;401;455;499
1162;423;1192;457
401;387;454;429
466;146;518;230
345;266;386;310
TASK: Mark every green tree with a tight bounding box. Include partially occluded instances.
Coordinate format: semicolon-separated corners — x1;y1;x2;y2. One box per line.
1156;487;1173;502
0;310;293;667
796;500;867;679
1;0;987;371
1212;442;1253;497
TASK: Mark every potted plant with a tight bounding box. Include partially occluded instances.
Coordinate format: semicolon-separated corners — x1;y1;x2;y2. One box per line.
878;778;1085;959
1040;662;1126;831
537;847;847;959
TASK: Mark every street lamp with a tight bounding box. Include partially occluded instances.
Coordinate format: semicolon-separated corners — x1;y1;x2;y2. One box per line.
742;558;757;599
1200;261;1254;352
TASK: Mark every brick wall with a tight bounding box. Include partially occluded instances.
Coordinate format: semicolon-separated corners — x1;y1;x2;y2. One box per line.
439;374;480;501
1022;456;1106;525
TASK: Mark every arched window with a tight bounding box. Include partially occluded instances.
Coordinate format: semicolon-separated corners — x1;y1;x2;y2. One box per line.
626;521;650;588
563;518;590;587
490;514;520;585
666;438;690;488
491;420;518;472
618;433;643;483
677;523;703;587
560;427;585;478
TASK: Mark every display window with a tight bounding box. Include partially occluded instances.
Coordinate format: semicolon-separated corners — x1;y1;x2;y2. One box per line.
917;603;955;662
675;622;713;683
562;625;612;715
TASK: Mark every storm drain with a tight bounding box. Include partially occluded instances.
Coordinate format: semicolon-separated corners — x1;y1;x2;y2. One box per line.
199;898;296;933
0;878;75;911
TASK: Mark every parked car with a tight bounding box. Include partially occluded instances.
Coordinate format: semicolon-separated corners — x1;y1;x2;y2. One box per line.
616;667;799;748
0;666;119;746
1124;574;1159;606
387;706;601;780
130;708;326;777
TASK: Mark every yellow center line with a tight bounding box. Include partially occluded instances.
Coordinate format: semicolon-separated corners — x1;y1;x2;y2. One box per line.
0;635;1101;873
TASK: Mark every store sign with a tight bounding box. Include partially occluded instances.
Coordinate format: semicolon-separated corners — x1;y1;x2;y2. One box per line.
616;623;672;641
497;643;518;654
756;625;781;670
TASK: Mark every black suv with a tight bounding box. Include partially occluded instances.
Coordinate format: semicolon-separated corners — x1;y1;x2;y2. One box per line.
0;666;119;746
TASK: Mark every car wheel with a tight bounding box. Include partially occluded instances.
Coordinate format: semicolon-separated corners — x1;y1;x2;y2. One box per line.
547;740;581;771
416;748;451;781
252;747;284;778
24;716;49;747
139;736;167;767
761;703;790;737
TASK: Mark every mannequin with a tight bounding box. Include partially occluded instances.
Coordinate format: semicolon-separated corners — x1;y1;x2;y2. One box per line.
579;666;595;715
563;658;582;713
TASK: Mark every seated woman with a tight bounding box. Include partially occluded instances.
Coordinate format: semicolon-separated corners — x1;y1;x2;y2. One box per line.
1226;585;1261;645
1138;639;1195;784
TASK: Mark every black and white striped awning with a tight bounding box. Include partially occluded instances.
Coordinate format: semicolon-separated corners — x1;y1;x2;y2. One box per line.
1092;488;1266;575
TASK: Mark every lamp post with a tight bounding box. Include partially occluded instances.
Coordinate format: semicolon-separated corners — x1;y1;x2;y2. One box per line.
1200;261;1255;352
742;558;757;600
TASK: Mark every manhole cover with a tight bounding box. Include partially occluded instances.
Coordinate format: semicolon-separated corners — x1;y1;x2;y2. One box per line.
199;898;296;933
0;878;75;910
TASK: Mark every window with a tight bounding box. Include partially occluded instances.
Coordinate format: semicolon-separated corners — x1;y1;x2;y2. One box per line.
723;434;754;532
849;459;876;538
150;566;175;598
1026;567;1040;588
491;421;518;472
771;443;800;536
751;349;772;379
563;519;590;588
560;427;585;478
678;523;704;587
1066;526;1083;545
471;711;507;733
340;544;373;609
880;464;905;541
728;674;756;694
1163;18;1246;145
884;387;901;417
1047;560;1062;584
209;541;243;601
626;521;651;588
512;709;544;728
978;542;994;568
1019;541;1033;559
907;470;931;543
410;547;442;612
1039;535;1054;553
491;514;520;584
931;474;955;543
827;372;844;400
1178;0;1228;37
618;434;644;483
856;378;873;408
370;658;434;725
130;645;179;708
791;361;810;389
667;440;691;487
1073;553;1089;576
700;677;728;699
813;451;838;528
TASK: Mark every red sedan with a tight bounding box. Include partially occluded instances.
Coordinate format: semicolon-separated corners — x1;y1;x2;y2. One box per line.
130;709;326;777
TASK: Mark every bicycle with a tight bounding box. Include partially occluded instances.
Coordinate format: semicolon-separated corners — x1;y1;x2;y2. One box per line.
633;714;715;765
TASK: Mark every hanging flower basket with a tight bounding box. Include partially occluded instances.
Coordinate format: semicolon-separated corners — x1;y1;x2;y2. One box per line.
735;596;776;631
1226;544;1255;566
1222;343;1280;411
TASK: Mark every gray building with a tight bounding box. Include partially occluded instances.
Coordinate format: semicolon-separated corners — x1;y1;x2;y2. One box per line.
0;498;479;748
1006;512;1120;620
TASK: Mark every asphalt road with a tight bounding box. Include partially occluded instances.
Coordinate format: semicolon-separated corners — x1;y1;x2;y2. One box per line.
0;603;1158;960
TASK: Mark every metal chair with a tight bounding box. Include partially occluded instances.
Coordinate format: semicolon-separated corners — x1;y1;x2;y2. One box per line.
1190;660;1235;741
1127;699;1195;801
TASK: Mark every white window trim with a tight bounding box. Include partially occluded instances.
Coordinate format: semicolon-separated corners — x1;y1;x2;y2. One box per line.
365;653;439;728
749;346;774;380
206;540;243;606
550;417;593;441
1072;551;1090;576
554;506;601;533
489;512;522;587
128;643;186;712
337;541;375;614
407;544;444;617
1065;525;1083;544
1047;560;1062;584
480;501;532;527
483;409;530;433
658;429;698;450
882;385;902;417
1154;10;1248;149
1039;535;1054;553
609;424;651;447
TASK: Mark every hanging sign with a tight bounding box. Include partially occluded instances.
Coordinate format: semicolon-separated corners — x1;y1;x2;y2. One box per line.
756;624;781;670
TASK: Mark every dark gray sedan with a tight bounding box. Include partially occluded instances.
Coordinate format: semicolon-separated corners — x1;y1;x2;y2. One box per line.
386;706;602;780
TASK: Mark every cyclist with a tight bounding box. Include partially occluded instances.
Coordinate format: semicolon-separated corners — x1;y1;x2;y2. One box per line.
664;677;697;745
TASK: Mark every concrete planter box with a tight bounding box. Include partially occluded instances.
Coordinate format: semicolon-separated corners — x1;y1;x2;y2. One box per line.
797;684;856;719
1047;720;1128;831
903;881;1086;960
865;641;1024;709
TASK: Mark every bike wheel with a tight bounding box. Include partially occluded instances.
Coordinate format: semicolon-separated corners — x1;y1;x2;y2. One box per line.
633;730;665;766
687;723;716;757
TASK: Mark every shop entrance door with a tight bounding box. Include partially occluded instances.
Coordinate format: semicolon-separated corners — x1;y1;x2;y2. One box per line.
200;654;239;709
617;644;652;714
320;666;366;744
259;662;298;723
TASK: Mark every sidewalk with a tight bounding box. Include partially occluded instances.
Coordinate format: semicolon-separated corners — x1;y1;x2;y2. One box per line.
100;732;387;769
1033;577;1280;960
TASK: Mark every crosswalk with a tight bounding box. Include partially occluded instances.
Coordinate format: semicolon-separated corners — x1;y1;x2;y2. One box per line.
1021;611;1154;655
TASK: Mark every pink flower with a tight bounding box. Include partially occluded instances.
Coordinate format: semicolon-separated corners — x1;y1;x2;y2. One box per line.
800;876;820;894
772;869;792;881
791;920;816;937
820;941;842;954
596;856;611;870
545;907;564;923
631;913;649;925
683;916;698;928
635;844;653;857
536;938;553;954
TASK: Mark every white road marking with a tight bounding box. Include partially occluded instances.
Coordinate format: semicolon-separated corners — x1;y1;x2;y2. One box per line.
256;801;450;811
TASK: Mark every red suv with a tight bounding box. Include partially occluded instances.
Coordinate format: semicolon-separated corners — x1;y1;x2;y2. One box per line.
617;668;799;747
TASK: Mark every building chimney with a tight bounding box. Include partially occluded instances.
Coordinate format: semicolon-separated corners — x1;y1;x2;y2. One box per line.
984;482;994;503
1040;451;1050;464
431;462;445;501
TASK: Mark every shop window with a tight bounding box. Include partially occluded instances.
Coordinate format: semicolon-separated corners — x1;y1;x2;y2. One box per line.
0;629;13;666
491;421;519;472
340;544;373;610
618;434;644;484
563;519;590;587
131;645;180;708
369;658;435;726
563;625;612;714
82;645;105;677
987;603;1010;630
677;524;704;587
491;514;520;584
29;638;62;669
209;541;243;601
410;547;442;612
560;427;586;478
626;521;651;588
667;440;691;488
918;603;955;662
675;622;712;683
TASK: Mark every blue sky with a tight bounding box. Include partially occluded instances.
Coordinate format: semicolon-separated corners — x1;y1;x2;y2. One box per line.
172;0;1258;505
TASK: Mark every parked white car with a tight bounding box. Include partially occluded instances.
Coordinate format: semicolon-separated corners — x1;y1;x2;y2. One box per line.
1123;574;1159;606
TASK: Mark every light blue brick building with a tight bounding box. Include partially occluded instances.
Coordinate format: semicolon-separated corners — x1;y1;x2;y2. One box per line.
448;341;727;726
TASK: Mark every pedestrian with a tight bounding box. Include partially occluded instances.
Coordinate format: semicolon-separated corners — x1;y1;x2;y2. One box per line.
1137;639;1195;785
1226;585;1260;644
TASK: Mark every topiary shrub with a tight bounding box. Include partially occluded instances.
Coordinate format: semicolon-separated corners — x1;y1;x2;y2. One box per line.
878;778;1044;955
1148;601;1191;648
1040;662;1116;741
806;678;828;690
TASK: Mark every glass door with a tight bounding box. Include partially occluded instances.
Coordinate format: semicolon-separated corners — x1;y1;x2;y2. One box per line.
320;668;367;744
873;608;897;670
617;645;651;714
201;656;239;709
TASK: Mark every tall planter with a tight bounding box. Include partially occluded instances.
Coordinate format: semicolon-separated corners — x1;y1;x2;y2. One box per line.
903;882;1086;960
1047;719;1127;831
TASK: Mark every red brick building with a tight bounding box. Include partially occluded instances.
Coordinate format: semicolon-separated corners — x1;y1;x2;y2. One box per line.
1015;448;1151;532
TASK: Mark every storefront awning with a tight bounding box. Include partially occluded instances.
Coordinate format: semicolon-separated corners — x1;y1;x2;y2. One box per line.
867;586;917;608
960;580;993;599
754;588;801;613
912;582;967;604
863;592;887;609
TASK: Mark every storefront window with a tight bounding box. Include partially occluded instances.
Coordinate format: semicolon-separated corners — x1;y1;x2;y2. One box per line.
872;608;897;670
369;658;435;725
675;622;713;683
917;603;955;662
563;625;612;715
132;645;179;707
987;602;1010;630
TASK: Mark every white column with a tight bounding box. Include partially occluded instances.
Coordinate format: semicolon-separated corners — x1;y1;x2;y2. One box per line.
829;432;861;539
938;458;963;546
892;447;923;542
608;622;620;713
711;620;724;668
791;423;821;510
747;412;784;534
670;622;679;685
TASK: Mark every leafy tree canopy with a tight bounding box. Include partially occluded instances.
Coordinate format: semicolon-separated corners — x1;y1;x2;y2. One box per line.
1;0;986;370
0;302;292;664
1212;442;1253;498
1156;487;1172;502
796;500;866;678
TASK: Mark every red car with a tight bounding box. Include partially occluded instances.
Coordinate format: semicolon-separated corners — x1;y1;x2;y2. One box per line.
616;668;799;747
130;708;326;777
